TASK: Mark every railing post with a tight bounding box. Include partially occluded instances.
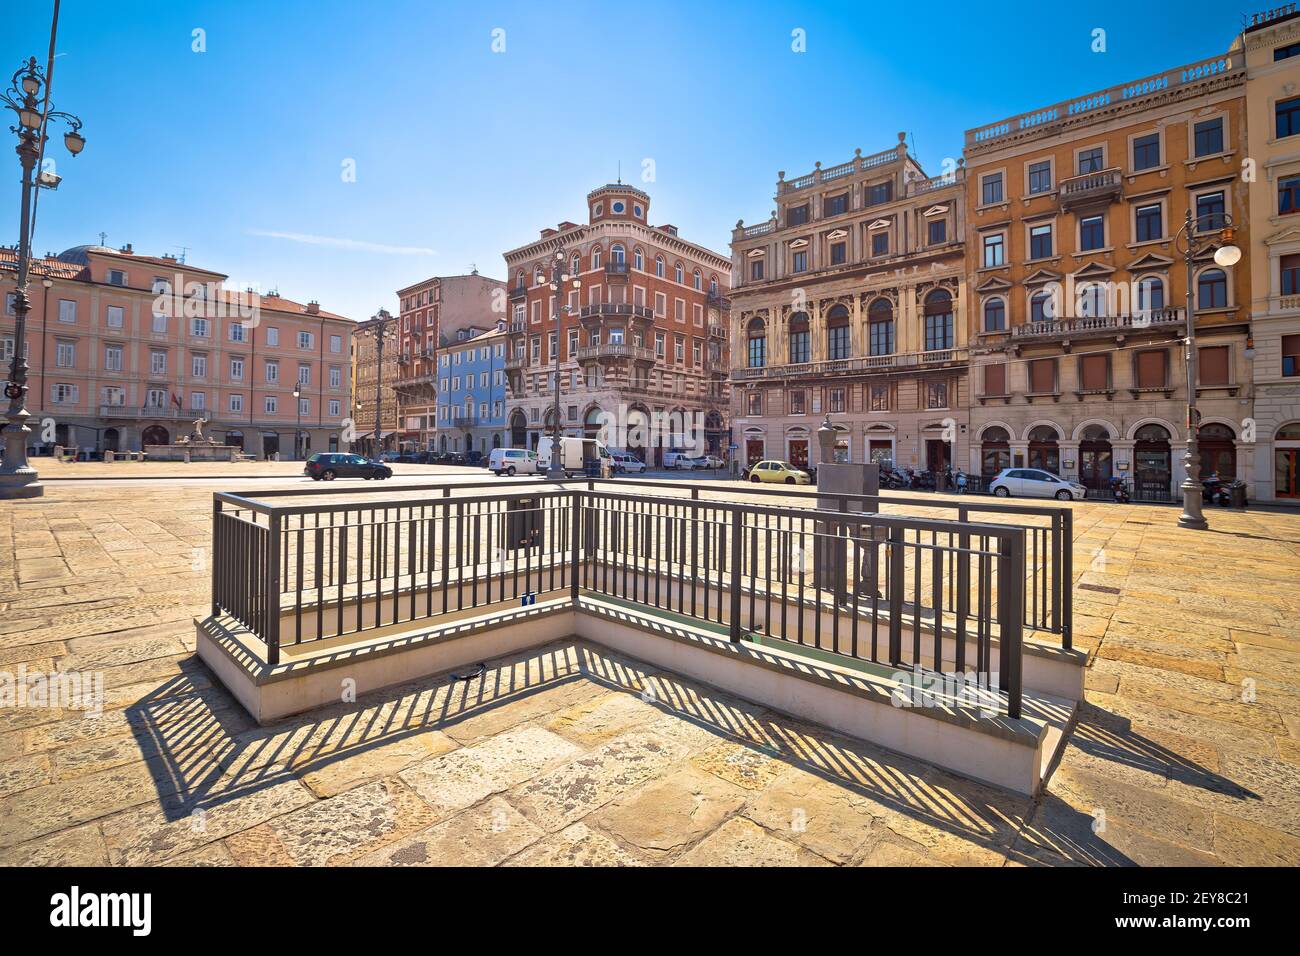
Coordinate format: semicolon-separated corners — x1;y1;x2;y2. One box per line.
1060;508;1073;650
265;510;281;666
211;497;222;616
570;491;581;603
997;529;1024;720
887;526;904;667
956;506;969;671
729;508;743;642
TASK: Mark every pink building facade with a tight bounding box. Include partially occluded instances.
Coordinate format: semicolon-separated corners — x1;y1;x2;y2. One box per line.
0;243;356;459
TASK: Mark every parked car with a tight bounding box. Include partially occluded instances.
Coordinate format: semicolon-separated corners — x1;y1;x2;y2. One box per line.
304;453;393;481
663;450;693;470
700;455;725;469
988;467;1086;500
611;453;647;474
488;447;541;476
465;450;485;467
748;460;812;485
379;451;402;463
677;455;708;470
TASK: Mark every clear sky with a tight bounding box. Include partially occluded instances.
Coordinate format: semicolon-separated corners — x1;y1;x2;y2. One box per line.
3;0;1249;322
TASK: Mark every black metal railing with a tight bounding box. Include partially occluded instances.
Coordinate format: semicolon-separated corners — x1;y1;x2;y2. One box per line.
211;484;1034;717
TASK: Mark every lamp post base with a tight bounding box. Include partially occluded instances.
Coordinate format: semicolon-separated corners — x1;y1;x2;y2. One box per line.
545;466;566;481
1177;479;1207;531
0;413;43;499
0;473;44;499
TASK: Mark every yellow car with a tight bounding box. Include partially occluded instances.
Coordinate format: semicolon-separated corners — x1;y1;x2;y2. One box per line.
747;460;812;485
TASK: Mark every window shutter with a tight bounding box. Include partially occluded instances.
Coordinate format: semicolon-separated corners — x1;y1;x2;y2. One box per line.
1081;354;1108;390
1198;346;1230;386
1137;350;1167;388
984;363;1006;395
1030;358;1055;393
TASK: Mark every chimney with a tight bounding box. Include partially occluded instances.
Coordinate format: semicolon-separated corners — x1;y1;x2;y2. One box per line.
540;227;558;239
306;300;320;314
120;243;133;254
658;224;678;236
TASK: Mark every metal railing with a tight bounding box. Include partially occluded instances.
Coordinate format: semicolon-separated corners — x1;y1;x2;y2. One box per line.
210;482;1044;718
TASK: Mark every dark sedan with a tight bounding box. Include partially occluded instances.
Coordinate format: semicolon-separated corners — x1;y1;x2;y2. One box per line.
304;453;393;481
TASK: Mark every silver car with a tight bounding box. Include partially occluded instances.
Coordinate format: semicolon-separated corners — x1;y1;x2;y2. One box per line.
988;467;1087;501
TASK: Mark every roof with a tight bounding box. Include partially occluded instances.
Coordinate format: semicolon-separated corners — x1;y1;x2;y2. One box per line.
0;247;86;279
57;244;227;277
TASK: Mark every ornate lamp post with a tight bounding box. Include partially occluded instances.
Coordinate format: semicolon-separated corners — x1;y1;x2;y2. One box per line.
362;309;397;459
542;251;581;480
0;56;85;499
1174;209;1240;531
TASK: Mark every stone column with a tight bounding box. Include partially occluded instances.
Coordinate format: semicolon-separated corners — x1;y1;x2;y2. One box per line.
1058;440;1081;481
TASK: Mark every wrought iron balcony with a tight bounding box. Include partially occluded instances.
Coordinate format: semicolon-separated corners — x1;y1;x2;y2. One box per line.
605;261;630;277
1010;309;1184;341
507;284;528;301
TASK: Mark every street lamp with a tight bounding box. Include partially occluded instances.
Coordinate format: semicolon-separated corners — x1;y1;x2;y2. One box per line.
543;251;581;480
0;56;85;500
362;309;397;460
292;385;302;460
1174;209;1240;531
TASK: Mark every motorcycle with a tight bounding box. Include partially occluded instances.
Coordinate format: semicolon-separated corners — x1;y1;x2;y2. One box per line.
1201;473;1231;506
1109;476;1131;504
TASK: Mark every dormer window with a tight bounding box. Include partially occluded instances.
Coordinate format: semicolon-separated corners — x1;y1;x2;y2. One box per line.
108;269;127;286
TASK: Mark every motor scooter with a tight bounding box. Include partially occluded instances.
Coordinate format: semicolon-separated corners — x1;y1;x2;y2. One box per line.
1109;475;1131;504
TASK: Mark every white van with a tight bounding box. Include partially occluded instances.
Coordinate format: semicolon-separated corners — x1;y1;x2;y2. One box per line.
535;436;612;477
488;447;540;476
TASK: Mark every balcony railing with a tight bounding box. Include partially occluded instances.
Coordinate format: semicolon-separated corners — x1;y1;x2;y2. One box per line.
99;404;187;419
579;303;654;321
605;261;630;276
450;415;482;429
576;343;656;363
730;348;968;381
504;354;527;369
507;284;527;301
1010;309;1184;340
1058;167;1122;210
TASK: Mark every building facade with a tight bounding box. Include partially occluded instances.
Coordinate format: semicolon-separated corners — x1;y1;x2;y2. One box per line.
1243;6;1300;501
502;184;731;464
1;243;354;459
393;272;504;452
434;326;507;454
728;136;970;473
350;310;400;456
963;47;1252;500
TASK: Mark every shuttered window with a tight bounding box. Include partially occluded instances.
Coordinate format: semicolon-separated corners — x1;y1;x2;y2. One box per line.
1029;358;1056;393
984;363;1006;396
1081;354;1108;390
1281;335;1299;376
1136;350;1167;388
1198;345;1230;386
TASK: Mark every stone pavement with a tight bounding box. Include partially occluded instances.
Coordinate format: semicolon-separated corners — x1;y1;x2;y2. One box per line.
2;478;1299;866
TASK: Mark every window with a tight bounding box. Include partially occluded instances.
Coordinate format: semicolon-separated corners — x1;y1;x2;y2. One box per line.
1028;160;1052;194
1198;345;1230;386
191;318;209;338
1079;215;1104;251
330;334;342;353
746;319;766;368
1277;96;1300;139
983;298;1006;332
788;204;810;226
265;360;279;383
982;233;1005;267
56;299;76;323
789;390;806;414
1029;223;1053;259
983;363;1006;396
3;293;12;314
928;218;947;244
824;193;848;217
655;255;665;278
1135;203;1163;242
655;332;665;357
1196;190;1226;231
107;270;126;287
923;290;953;351
746;392;763;416
152;312;167;334
980;172;1003;205
52;383;78;404
1030;289;1056;323
1279;175;1300;216
1080;353;1109;391
104;344;123;371
830;241;847;265
1282;254;1300;295
192;354;207;378
55;340;75;368
1277;40;1300;61
298;364;311;385
866;181;892;206
230;322;246;342
1132;132;1161;170
826;306;850;360
870;384;890;411
791;250;808;273
192;392;206;410
299;398;310;416
1193;117;1224;157
1136;276;1165;312
266;327;279;346
265;396;278;414
871;232;889;257
329;367;341;388
1077;146;1105;174
925;381;948;409
750;258;764;280
105;305;123;328
1198;268;1228;309
150;350;167;375
1282;335;1300;376
145;388;167;409
103;385;124;406
1136;349;1168;389
230;357;245;380
1078;283;1109;317
868;299;894;355
1029;358;1056;394
789;313;810;363
329;399;341;416
298;331;313;349
827;388;846;413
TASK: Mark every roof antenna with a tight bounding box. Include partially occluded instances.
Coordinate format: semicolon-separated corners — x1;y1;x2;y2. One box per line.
176;245;189;264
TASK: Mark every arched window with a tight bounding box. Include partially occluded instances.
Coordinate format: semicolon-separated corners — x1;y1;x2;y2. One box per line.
983;297;1006;332
1030;288;1056;323
515;270;524;288
980;425;1010;477
1028;424;1061;473
826;304;851;360
1077;282;1110;317
789;312;810;364
868;298;894;356
570;254;580;278
693;269;702;290
655;255;665;278
611;244;625;265
591;247;602;269
674;262;684;284
746;317;767;368
709;275;719;295
633;248;644;271
1136;275;1165;313
1198;268;1228;309
924;289;953;351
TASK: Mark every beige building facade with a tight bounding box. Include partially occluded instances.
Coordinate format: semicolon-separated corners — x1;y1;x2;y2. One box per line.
1243;7;1300;502
729;136;970;474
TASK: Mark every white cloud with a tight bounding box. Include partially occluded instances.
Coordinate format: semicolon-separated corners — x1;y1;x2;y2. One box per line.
247;230;438;256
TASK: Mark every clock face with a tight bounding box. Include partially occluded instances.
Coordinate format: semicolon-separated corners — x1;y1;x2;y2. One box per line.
634;204;643;217
612;201;625;213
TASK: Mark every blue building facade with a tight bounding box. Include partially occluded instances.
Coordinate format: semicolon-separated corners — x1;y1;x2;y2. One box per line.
435;326;508;455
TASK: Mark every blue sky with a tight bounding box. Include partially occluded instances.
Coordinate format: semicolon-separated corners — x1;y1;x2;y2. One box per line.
3;0;1247;321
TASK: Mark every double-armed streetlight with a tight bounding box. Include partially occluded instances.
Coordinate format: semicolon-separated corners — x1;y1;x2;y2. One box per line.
541;251;581;479
1174;209;1240;531
0;56;85;499
362;309;398;459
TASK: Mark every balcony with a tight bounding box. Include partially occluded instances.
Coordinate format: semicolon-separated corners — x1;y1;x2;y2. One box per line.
392;371;437;402
450;415;482;429
730;348;968;383
99;404;187;419
604;261;630;279
1010;309;1184;342
579;303;654;324
1058;168;1122;212
504;353;528;370
507;284;527;301
576;343;656;365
